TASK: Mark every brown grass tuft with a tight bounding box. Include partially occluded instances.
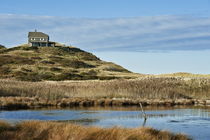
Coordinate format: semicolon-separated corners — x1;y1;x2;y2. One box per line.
0;121;191;140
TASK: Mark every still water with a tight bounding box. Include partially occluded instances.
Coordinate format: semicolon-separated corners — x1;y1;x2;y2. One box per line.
0;106;210;140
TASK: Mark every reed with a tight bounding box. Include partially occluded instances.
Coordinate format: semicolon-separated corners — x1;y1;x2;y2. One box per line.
1;78;210;100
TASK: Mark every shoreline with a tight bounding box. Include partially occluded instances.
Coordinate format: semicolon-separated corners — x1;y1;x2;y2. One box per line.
1;97;210;110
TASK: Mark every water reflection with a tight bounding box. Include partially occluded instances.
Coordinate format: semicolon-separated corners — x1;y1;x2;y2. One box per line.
0;106;210;140
142;118;147;127
57;118;100;125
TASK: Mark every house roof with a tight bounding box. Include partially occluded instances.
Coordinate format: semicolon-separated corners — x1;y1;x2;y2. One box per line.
28;32;49;38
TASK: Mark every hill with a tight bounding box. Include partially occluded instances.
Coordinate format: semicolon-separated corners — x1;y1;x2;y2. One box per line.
0;44;5;49
0;44;138;81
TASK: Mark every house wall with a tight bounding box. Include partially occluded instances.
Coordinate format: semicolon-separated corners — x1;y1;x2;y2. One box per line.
31;42;48;47
28;37;49;43
28;37;50;47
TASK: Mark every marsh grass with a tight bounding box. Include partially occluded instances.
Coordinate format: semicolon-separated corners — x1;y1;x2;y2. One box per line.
0;78;210;100
0;121;191;140
0;77;210;109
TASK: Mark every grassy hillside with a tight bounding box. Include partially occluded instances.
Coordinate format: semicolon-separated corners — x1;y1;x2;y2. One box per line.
0;44;138;81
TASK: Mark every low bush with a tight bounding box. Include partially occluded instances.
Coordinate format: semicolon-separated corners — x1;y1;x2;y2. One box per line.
14;71;42;81
0;66;11;75
50;67;63;72
60;59;95;68
0;55;35;66
76;52;100;61
53;73;83;81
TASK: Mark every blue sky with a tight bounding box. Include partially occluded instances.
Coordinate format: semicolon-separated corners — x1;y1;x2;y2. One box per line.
1;0;210;18
0;0;210;74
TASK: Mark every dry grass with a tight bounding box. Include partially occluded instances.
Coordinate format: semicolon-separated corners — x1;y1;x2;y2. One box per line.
157;72;210;78
1;78;210;100
0;77;210;109
0;121;191;140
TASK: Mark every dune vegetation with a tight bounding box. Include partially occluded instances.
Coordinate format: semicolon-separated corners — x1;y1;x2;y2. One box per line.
0;121;191;140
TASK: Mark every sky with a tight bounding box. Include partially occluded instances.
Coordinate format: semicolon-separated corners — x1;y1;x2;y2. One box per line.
0;0;210;74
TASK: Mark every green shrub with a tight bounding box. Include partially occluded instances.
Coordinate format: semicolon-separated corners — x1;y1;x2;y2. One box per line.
0;55;35;66
0;66;11;76
97;76;118;80
60;59;95;68
39;72;55;80
20;67;32;72
31;56;42;60
14;71;55;81
50;67;63;72
53;73;83;81
48;56;63;60
15;71;42;81
40;60;55;64
76;52;100;61
79;70;98;80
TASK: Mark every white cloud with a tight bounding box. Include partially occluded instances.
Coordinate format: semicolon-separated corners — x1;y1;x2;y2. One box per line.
0;14;210;51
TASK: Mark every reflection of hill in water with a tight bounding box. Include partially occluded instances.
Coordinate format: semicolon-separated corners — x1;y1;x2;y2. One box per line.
56;118;100;125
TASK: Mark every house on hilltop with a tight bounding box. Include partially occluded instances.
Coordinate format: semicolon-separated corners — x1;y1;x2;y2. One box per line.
28;30;55;47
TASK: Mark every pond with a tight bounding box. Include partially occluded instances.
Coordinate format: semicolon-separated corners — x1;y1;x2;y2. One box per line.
0;106;210;140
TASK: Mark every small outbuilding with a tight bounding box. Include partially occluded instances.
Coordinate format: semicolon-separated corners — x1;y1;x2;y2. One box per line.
28;30;55;47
